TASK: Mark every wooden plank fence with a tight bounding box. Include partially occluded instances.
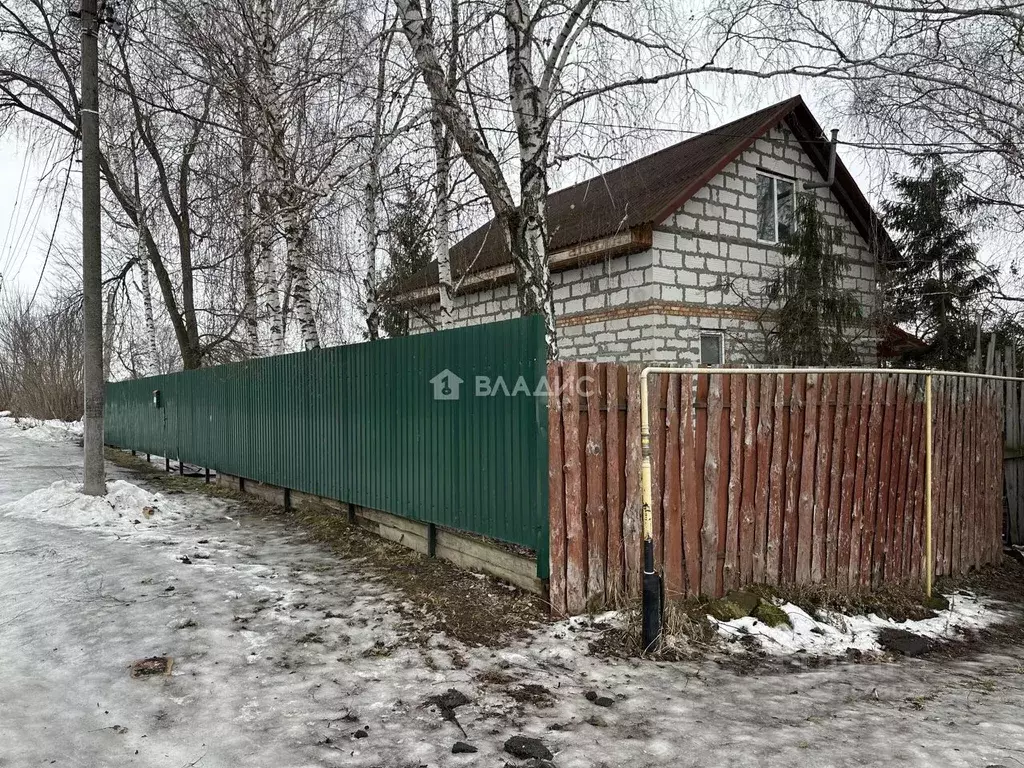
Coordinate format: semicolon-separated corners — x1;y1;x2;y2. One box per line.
547;363;1006;615
995;347;1024;545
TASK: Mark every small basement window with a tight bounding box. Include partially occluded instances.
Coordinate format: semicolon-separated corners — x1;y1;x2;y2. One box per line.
756;172;795;243
699;331;724;366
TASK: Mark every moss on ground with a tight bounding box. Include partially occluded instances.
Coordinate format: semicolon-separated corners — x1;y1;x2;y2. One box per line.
707;599;747;622
752;601;791;627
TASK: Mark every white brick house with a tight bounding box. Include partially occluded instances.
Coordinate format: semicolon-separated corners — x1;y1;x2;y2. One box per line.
398;96;890;364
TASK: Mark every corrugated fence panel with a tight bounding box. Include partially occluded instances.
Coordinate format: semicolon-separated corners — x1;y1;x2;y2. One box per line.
106;318;549;572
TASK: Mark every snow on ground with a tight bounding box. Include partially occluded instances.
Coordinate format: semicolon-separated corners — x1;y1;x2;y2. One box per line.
3;479;198;538
712;595;1010;656
0;412;84;442
3;422;1024;767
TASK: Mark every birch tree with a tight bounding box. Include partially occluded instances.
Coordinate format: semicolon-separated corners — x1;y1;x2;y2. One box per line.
394;0;802;356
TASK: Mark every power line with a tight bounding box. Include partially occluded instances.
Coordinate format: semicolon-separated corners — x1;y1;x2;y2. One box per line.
28;148;77;310
2;141;61;281
0;151;32;278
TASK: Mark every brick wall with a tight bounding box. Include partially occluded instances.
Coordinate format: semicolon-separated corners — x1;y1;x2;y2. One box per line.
409;120;880;363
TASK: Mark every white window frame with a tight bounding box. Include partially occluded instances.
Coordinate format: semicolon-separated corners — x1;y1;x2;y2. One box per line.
699;330;725;367
756;170;796;245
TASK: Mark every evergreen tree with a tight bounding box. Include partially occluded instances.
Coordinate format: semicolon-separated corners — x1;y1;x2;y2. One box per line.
767;193;862;366
881;156;995;369
377;186;434;338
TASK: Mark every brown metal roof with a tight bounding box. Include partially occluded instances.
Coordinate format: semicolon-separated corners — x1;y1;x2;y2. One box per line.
401;95;893;295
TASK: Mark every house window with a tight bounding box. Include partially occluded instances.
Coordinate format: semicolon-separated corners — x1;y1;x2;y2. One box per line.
756;172;795;243
699;331;724;366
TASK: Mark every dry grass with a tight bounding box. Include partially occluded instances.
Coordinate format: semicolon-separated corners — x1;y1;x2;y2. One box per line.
588;597;720;661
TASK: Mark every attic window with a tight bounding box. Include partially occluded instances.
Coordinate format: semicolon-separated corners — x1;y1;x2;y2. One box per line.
756;172;795;243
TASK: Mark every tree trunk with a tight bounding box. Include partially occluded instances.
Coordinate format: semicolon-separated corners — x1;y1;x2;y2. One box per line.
138;252;159;375
284;215;320;350
256;192;284;355
431;112;454;328
240;95;259;356
506;0;558;356
364;163;381;341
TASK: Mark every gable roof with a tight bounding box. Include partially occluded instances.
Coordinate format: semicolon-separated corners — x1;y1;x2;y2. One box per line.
400;95;893;296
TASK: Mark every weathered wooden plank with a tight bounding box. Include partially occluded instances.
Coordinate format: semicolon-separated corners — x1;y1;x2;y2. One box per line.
905;376;921;581
980;378;993;566
884;375;909;583
990;380;1006;562
650;374;666;571
847;373;871;589
968;376;982;570
957;376;971;573
578;372;590;590
767;374;790;584
982;378;995;565
752;374;774;585
561;363;586;613
739;374;759;586
859;374;887;587
969;376;981;569
584;362;607;605
871;376;898;587
724;374;745;591
663;374;684;598
942;376;958;577
990;380;1003;562
547;362;567;615
994;382;1009;560
978;379;990;566
936;376;953;576
783;374;806;584
770;376;790;585
694;374;710;591
904;379;925;585
946;376;962;573
929;377;943;577
701;375;724;596
962;376;976;572
717;377;733;595
837;374;861;587
812;373;835;584
797;373;820;584
681;375;701;596
605;364;624;602
623;365;643;597
942;378;958;577
827;374;849;587
1009;377;1022;545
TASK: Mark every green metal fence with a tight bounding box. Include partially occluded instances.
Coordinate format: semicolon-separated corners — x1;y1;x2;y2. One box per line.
105;317;550;576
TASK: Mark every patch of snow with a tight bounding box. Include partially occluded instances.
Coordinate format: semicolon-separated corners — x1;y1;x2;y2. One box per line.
0;414;83;442
711;594;1008;656
1;479;190;535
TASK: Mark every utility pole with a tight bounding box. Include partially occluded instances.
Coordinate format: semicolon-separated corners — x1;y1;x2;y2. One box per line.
80;0;106;496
